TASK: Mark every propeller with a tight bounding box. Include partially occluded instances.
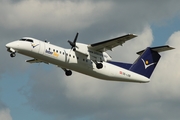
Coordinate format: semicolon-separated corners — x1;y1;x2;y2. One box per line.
68;33;79;51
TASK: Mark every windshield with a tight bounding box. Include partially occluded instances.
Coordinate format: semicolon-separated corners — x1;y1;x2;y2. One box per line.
19;39;33;43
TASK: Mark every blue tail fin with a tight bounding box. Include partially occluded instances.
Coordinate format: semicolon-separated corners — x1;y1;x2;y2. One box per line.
129;45;174;78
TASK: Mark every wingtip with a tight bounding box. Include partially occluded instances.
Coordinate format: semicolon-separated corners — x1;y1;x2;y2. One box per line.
127;33;137;37
161;45;175;50
167;45;175;50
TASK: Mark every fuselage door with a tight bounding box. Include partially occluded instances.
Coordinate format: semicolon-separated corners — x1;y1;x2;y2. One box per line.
39;41;45;55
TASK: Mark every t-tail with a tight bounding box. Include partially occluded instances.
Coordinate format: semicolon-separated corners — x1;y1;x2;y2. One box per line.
129;45;174;78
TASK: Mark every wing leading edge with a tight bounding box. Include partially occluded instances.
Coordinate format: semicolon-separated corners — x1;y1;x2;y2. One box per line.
26;58;49;64
88;34;137;52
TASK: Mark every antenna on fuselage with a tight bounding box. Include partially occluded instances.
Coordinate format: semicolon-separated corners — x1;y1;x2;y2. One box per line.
44;39;50;44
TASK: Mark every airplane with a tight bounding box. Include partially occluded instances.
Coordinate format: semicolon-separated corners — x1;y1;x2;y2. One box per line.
5;33;174;83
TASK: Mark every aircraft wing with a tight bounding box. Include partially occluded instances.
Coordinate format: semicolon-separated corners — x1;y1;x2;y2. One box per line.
88;34;137;52
26;58;49;64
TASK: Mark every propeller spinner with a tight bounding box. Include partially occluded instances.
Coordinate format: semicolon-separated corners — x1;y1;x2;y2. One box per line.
68;33;79;51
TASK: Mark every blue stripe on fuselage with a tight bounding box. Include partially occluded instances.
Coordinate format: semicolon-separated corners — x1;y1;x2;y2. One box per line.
107;61;132;70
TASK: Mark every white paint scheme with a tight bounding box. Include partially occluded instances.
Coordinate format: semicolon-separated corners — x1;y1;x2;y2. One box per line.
6;35;151;83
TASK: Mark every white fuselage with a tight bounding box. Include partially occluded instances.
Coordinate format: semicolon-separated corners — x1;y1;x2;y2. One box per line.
6;37;150;83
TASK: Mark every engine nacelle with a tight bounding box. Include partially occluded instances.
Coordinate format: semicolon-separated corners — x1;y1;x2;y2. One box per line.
76;43;89;56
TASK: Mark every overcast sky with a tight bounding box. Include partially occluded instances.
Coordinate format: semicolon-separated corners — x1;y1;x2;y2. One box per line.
0;0;180;120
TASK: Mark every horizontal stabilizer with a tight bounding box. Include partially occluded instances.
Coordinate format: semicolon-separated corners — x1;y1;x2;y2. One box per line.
137;45;174;55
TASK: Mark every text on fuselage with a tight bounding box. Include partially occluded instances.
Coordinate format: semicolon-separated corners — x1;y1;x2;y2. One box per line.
45;49;59;57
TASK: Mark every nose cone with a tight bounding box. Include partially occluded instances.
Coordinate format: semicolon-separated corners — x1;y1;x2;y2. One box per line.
6;41;18;48
6;43;12;48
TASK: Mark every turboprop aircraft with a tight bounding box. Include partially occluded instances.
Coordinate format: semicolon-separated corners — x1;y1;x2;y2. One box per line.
6;33;174;83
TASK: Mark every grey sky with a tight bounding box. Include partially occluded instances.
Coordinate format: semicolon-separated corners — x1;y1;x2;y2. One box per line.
1;0;180;120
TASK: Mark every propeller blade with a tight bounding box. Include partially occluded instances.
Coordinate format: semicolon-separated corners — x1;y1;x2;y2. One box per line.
73;32;79;44
67;40;74;48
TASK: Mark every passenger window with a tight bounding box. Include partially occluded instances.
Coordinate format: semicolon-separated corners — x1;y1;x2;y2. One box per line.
56;50;58;53
53;49;55;52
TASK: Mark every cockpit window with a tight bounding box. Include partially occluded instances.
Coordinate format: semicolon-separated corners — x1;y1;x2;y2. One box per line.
20;39;26;41
26;39;33;42
19;39;33;43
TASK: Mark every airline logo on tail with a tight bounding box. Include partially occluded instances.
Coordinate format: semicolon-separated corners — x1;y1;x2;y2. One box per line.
141;59;156;69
